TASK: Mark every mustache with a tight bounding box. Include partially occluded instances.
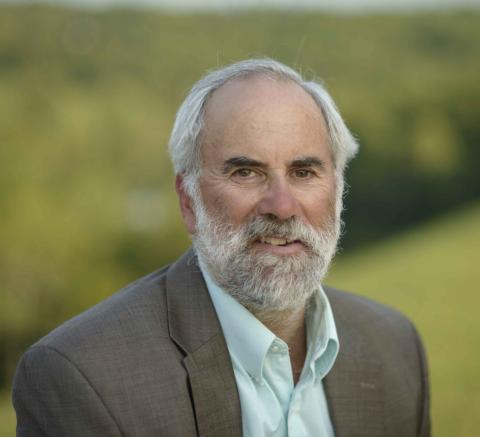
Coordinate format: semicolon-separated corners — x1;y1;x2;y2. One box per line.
240;216;331;254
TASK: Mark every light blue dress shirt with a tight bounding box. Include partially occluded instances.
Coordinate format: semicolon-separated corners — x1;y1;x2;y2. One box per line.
200;265;339;437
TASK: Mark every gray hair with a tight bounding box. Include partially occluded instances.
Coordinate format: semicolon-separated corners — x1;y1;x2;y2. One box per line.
168;58;359;196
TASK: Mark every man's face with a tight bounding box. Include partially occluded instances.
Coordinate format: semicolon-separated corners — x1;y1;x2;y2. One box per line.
178;75;340;312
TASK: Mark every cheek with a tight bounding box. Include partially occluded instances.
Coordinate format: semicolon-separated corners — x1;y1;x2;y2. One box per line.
211;189;259;223
304;188;337;224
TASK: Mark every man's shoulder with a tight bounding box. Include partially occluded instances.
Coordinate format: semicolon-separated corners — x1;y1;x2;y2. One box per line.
324;285;422;354
13;255;207;435
31;264;173;359
324;286;430;436
325;285;413;326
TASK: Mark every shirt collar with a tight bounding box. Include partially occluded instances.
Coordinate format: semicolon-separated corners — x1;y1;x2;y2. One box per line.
200;262;339;382
305;285;339;380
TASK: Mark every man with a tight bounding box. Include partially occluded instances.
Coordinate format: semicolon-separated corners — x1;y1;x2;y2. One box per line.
13;59;430;436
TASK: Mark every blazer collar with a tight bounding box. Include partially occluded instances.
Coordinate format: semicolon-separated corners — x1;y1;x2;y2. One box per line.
166;249;243;437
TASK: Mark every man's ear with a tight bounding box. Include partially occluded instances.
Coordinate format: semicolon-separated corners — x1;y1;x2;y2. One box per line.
175;174;197;234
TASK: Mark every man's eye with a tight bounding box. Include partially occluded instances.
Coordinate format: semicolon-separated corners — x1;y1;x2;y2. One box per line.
294;169;313;178
233;168;254;178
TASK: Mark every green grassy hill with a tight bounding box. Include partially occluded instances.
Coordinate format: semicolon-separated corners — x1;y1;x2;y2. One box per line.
327;203;480;436
0;393;14;437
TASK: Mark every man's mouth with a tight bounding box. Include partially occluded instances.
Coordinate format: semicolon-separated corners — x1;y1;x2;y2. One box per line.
258;236;298;246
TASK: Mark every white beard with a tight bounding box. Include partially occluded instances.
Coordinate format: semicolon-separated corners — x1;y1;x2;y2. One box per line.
191;192;341;313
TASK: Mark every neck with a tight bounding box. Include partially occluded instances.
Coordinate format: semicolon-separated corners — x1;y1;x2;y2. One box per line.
252;305;307;385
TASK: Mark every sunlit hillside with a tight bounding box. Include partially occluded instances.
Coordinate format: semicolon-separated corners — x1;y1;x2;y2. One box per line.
327;203;480;437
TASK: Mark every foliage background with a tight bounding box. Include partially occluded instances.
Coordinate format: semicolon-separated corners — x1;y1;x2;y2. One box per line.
1;4;479;435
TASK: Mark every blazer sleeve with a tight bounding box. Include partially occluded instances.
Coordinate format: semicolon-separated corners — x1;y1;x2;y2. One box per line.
13;345;122;437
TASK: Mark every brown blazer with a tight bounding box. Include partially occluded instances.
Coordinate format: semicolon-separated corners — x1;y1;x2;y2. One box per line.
13;249;430;436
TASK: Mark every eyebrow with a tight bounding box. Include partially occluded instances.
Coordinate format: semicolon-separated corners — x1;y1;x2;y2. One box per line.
290;157;325;169
222;155;325;174
222;156;267;173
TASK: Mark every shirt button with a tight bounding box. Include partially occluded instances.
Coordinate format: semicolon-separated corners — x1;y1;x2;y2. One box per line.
271;345;280;353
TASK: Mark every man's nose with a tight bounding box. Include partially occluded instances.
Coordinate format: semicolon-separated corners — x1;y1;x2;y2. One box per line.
257;177;301;220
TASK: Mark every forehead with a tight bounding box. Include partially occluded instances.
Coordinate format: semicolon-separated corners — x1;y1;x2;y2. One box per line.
201;75;330;161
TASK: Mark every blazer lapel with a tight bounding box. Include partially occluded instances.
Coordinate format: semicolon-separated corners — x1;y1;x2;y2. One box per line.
166;250;243;437
324;288;386;437
324;353;385;437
